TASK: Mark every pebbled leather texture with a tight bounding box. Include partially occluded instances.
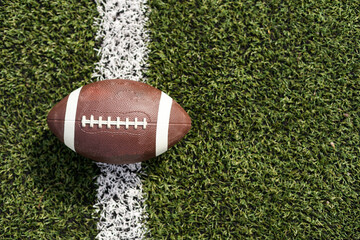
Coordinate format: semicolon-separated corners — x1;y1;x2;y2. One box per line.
47;79;191;164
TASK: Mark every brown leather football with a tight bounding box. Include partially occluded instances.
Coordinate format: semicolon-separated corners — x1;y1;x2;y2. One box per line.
47;79;191;164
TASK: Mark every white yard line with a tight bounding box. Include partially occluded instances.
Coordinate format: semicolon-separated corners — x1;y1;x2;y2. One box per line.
92;0;149;239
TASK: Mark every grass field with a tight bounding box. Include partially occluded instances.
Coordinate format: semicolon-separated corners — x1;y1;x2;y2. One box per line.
1;1;99;238
1;0;360;239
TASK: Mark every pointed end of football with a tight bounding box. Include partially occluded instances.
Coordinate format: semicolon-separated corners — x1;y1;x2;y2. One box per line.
47;95;68;143
168;101;191;148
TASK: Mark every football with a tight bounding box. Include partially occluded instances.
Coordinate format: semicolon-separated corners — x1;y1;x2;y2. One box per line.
47;79;191;164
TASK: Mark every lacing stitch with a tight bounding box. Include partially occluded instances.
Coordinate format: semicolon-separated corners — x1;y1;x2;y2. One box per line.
82;115;147;129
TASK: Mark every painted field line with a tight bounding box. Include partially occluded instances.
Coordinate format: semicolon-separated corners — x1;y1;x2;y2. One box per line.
92;0;149;239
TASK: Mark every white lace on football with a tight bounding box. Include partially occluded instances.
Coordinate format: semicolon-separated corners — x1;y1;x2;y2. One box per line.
92;0;149;239
82;115;147;129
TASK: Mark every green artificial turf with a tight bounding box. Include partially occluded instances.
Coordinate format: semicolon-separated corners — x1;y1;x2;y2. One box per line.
1;0;360;239
0;1;99;238
144;0;360;239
